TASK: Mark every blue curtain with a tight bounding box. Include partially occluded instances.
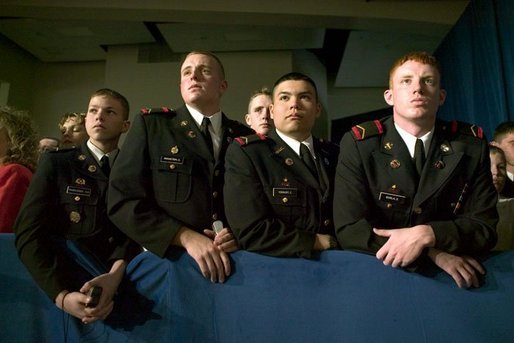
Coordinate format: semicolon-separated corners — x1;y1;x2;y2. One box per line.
435;0;514;139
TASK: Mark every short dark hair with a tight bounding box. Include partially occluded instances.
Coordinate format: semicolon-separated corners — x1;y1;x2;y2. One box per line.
272;72;319;102
90;88;130;120
493;121;514;142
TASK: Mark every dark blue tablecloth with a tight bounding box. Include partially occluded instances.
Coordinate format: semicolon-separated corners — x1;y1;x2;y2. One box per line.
2;233;513;342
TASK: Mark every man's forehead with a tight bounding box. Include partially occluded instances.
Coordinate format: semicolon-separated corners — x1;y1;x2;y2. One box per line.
394;61;439;77
275;80;314;93
182;54;215;68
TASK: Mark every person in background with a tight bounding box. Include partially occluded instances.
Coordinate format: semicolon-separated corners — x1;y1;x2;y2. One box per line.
59;112;88;149
0;107;37;233
489;145;514;250
245;87;272;135
38;136;60;153
491;121;514;198
108;51;253;284
224;72;339;257
14;89;140;325
333;51;498;288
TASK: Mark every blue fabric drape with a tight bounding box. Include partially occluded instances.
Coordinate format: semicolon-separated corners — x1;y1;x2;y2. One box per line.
436;0;514;138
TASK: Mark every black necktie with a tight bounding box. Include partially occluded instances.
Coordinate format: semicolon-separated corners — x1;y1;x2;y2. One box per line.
300;143;318;178
414;139;425;176
100;155;110;177
200;117;214;156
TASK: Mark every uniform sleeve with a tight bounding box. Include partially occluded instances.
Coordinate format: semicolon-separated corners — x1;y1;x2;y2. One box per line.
0;165;31;233
13;155;68;300
428;138;498;253
333;133;387;254
108;114;185;257
224;142;316;258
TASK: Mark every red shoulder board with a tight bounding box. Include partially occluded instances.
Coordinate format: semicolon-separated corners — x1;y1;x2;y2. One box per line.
351;119;384;140
235;133;267;146
450;120;484;139
140;107;174;115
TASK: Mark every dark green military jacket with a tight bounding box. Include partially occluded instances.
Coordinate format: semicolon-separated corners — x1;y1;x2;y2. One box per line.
14;144;140;300
224;129;339;258
334;116;498;256
108;105;253;257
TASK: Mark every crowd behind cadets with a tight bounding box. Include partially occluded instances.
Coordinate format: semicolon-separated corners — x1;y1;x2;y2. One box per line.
3;50;514;324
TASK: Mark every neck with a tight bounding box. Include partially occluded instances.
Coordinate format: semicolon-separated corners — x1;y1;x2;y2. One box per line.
89;139;119;154
276;128;310;143
188;102;221;117
393;115;435;138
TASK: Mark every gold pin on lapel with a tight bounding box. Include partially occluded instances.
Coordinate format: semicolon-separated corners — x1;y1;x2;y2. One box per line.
384;142;394;150
187;131;196;138
69;211;81;223
180;120;188;127
390;159;401;169
434;160;446;169
75;178;86;185
171;146;179;154
78;154;86;161
88;165;97;173
440;144;450;153
285;158;294;166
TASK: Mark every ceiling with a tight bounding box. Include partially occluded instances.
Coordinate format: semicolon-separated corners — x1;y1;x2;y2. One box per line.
0;0;469;88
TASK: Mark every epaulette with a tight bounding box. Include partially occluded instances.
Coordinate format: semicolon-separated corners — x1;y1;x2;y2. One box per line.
351;119;384;140
140;107;174;116
234;133;267;146
450;120;484;139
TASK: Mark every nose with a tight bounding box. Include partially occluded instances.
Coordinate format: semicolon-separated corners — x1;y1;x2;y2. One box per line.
413;79;424;94
289;96;300;109
190;67;200;80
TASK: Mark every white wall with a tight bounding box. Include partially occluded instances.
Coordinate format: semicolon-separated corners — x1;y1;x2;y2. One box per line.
328;87;389;119
1;37;389;141
0;35;37;114
32;62;105;137
104;45;292;124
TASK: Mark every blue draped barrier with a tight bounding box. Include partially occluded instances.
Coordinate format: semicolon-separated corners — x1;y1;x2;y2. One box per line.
1;233;514;342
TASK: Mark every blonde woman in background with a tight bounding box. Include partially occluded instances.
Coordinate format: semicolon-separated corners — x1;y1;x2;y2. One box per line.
0;107;37;233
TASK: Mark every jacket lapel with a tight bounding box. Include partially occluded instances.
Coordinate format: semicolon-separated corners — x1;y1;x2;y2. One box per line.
269;130;320;190
374;118;418;198
173;106;214;163
414;124;463;207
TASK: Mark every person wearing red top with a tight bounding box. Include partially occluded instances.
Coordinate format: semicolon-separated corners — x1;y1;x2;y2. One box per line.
0;107;37;233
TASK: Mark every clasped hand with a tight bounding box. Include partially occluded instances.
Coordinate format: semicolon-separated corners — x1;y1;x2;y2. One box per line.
374;225;435;268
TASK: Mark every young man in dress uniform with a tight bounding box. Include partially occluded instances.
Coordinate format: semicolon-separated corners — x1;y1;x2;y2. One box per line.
108;51;253;283
245;87;273;135
224;72;339;257
491;121;514;198
334;52;498;288
14;89;140;324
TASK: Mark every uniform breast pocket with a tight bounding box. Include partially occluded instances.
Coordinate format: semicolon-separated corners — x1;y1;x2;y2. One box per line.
269;186;307;225
153;157;193;203
61;191;99;237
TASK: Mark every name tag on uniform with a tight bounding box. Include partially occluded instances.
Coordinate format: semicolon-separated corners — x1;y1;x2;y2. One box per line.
66;186;92;197
160;156;184;164
378;191;406;204
273;188;298;198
